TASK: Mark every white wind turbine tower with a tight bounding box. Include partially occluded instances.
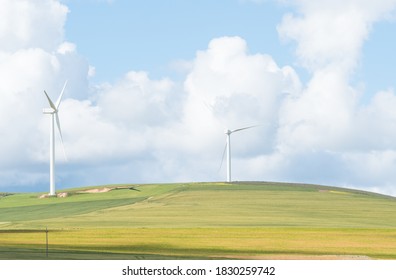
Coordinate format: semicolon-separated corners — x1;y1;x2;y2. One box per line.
43;81;68;196
223;126;257;183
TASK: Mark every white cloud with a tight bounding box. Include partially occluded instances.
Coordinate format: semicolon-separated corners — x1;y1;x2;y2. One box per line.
276;0;396;155
57;42;76;55
55;71;184;166
271;0;396;194
179;37;300;158
278;0;396;72
97;71;182;128
342;150;396;194
0;0;68;52
277;67;357;153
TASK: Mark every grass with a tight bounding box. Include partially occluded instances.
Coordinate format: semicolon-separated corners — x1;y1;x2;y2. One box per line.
0;182;395;259
1;228;396;260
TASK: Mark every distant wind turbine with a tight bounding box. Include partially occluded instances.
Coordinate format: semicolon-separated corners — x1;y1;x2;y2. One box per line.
43;81;67;196
221;125;257;183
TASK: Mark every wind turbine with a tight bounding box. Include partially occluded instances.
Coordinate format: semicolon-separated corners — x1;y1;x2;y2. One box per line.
222;125;257;183
43;81;67;196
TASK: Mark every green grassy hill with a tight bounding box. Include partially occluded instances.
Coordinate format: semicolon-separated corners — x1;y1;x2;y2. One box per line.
0;182;395;259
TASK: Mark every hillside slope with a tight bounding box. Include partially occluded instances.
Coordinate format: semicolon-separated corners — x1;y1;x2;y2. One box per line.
0;181;395;229
1;182;395;259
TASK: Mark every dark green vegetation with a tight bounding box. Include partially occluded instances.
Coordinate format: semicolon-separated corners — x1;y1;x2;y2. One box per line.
0;182;395;259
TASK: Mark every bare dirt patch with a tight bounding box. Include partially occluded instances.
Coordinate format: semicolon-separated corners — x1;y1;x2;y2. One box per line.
38;186;136;198
39;193;69;199
77;187;112;194
76;185;137;194
221;254;372;260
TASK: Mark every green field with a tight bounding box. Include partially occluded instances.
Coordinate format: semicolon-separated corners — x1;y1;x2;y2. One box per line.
0;182;395;259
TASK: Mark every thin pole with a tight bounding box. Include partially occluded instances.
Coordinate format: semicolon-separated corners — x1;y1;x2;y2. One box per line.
46;227;49;258
49;114;55;196
226;132;231;182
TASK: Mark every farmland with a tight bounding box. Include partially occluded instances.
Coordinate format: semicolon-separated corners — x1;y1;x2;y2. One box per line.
0;182;395;259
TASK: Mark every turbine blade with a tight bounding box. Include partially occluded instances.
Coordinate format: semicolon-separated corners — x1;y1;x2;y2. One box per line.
55;113;67;161
218;141;228;173
55;80;68;109
44;91;56;110
202;100;214;114
231;125;258;134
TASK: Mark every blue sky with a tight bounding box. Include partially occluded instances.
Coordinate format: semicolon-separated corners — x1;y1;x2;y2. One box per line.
360;19;396;99
63;0;292;82
62;0;396;96
1;0;396;195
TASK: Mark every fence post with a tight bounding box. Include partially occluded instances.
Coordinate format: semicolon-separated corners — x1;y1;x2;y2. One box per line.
46;227;49;258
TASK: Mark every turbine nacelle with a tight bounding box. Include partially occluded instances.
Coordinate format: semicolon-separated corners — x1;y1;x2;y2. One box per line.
43;108;56;114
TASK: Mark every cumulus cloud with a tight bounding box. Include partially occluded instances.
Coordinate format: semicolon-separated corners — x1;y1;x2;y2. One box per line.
277;68;357;153
271;0;396;194
0;0;68;52
181;37;301;156
278;0;396;72
97;71;182;128
56;71;184;166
